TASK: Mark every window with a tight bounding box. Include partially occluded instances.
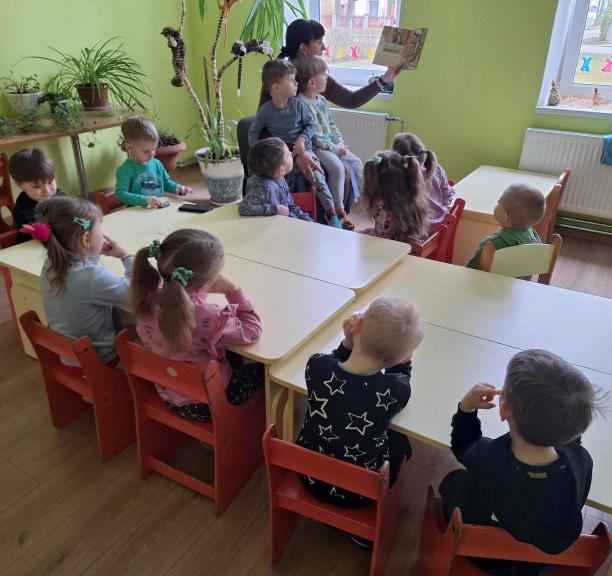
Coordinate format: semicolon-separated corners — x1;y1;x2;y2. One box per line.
539;0;612;115
303;0;402;88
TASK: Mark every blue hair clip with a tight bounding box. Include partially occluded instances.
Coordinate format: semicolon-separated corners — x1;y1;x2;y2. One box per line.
73;217;91;230
372;154;383;166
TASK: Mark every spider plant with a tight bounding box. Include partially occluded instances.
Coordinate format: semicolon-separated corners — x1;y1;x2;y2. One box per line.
30;38;150;109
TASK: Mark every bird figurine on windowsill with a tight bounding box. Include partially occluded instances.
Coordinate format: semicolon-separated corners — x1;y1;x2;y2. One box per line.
547;80;561;106
592;88;604;106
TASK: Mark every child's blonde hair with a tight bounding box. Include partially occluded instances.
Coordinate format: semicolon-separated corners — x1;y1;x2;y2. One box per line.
121;117;158;145
360;297;424;366
294;55;328;92
36;196;102;294
362;150;431;241
131;229;224;351
392;132;439;185
500;184;546;229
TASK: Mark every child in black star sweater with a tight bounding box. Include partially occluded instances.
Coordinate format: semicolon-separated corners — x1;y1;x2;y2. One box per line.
296;297;424;508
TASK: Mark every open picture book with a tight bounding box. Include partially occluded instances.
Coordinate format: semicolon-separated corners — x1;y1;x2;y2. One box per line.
373;26;428;70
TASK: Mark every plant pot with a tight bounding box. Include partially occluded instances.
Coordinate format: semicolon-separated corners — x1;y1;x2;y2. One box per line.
195;148;244;204
49;99;70;120
76;84;109;110
156;141;187;173
5;91;43;114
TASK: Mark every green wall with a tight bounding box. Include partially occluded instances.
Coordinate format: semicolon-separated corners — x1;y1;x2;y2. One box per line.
4;0;612;195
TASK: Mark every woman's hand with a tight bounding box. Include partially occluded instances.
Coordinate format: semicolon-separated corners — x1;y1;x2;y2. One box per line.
295;151;323;183
382;63;403;84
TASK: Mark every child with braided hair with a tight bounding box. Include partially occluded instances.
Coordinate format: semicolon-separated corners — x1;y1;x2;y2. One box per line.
130;229;263;421
360;150;432;244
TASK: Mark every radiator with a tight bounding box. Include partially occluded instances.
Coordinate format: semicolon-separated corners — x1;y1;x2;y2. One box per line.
519;128;612;219
330;109;388;163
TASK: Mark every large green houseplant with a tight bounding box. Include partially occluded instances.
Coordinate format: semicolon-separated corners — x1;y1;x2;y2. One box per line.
162;0;305;203
31;38;150;110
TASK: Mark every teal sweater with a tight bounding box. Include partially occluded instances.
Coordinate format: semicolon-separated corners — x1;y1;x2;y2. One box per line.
115;158;179;207
467;227;541;269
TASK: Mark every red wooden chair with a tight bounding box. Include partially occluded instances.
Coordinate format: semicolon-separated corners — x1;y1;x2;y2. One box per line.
410;222;449;261
19;311;134;461
534;169;571;244
292;187;317;220
419;486;611;575
442;197;466;263
0;152;18;248
95;190;125;215
115;330;265;514
263;424;404;576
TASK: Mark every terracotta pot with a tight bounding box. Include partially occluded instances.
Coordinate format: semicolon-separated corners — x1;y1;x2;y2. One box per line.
195;148;244;204
156;141;187;173
76;84;109;110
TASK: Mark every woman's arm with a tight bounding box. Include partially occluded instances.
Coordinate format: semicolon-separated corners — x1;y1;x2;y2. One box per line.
323;75;381;109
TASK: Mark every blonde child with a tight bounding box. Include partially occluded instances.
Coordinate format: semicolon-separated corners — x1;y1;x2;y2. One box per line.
297;297;424;546
295;55;364;230
130;229;263;421
24;196;133;365
441;350;603;574
9;148;64;244
392;132;455;230
466;183;545;269
360;150;431;243
116;117;192;208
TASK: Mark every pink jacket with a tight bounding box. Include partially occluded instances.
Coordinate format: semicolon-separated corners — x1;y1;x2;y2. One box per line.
136;288;262;406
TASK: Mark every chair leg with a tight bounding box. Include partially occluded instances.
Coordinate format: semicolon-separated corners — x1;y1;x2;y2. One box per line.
136;418;184;478
271;505;300;567
44;378;90;429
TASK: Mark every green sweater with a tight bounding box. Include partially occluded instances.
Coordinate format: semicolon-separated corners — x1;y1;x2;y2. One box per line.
467;227;541;269
115;158;179;207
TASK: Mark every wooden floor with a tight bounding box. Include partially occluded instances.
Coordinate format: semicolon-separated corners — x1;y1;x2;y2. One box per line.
1;167;611;575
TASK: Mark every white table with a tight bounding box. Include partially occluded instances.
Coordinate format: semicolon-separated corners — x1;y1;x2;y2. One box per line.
269;302;612;514
453;166;560;265
160;204;410;292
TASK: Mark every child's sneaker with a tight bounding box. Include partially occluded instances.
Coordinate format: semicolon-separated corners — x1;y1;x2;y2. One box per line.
325;214;342;228
340;215;354;230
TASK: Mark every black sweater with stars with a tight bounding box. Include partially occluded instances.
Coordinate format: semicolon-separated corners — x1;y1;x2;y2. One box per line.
296;342;411;503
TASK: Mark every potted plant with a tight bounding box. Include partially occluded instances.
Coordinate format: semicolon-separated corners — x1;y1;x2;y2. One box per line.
0;72;42;113
37;91;71;119
161;0;305;203
30;38;150;110
156;129;187;173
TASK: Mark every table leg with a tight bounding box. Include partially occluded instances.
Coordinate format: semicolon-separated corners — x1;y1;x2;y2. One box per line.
70;134;89;199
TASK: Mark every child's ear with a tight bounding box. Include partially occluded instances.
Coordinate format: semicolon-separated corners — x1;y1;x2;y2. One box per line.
499;399;510;422
81;231;92;250
351;316;364;334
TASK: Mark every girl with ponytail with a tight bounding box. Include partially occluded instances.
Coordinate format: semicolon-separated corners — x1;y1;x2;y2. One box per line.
392;132;456;229
30;196;133;365
131;229;263;421
360;150;431;243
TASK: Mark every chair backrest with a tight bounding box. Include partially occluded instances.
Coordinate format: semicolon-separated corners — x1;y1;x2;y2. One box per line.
410;223;448;259
533;169;571;244
95;190;125;215
292;189;317;220
421;487;612;575
263;424;387;502
237;116;255;178
0;152;15;210
115;329;214;405
479;234;562;285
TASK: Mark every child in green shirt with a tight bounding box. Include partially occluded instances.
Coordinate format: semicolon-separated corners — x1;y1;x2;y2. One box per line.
467;183;545;269
115;117;191;208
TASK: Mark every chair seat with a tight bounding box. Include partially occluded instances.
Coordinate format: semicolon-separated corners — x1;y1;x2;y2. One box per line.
142;393;216;444
277;471;377;540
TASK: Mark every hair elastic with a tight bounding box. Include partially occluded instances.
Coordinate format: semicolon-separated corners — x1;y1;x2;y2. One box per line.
372;154;383;166
171;266;193;287
73;217;91;230
148;239;161;260
20;223;51;243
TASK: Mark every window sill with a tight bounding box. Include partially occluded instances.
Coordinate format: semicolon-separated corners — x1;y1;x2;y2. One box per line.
344;85;394;100
535;104;612;120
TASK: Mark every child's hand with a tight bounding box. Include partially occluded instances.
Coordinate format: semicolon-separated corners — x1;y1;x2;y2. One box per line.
176;185;192;196
147;196;164;208
208;274;238;295
337;145;347;158
276;205;289;216
342;313;362;349
101;234;129;259
293;137;306;157
459;383;501;413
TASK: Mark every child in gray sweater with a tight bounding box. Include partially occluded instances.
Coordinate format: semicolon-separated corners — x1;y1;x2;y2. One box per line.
239;137;312;221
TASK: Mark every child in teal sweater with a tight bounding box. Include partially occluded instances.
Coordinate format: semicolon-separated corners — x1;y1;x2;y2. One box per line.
467;183;545;269
115;117;192;208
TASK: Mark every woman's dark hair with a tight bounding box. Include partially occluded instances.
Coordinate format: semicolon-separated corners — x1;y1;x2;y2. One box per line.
279;19;326;59
362;150;430;241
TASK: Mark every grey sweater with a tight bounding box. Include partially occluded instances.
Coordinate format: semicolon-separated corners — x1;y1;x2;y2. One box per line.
248;97;318;149
41;255;134;364
239;175;312;221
